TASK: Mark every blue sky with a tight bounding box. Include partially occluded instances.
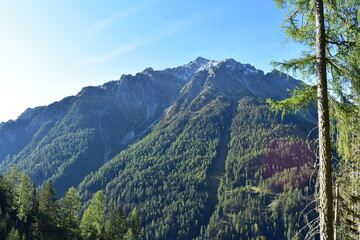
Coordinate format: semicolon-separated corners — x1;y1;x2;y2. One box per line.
0;0;304;122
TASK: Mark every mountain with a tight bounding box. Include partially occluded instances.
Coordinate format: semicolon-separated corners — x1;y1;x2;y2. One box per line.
0;57;318;239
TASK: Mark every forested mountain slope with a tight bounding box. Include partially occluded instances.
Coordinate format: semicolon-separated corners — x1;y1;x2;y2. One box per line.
0;58;209;194
0;57;318;239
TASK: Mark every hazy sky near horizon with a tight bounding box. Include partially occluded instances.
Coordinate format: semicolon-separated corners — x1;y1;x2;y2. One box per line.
0;0;304;122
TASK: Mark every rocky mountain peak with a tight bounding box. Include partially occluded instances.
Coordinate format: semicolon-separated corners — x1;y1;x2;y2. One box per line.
0;57;315;198
191;56;210;65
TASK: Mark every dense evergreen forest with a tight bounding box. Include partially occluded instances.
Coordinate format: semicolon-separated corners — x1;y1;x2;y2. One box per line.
204;98;318;240
0;0;358;238
2;50;323;239
77;95;319;240
0;0;360;240
0;97;319;240
1;64;322;240
0;166;142;240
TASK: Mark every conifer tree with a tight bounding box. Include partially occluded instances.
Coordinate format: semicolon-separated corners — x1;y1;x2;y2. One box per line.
0;173;10;216
103;202;127;240
269;0;359;239
117;205;128;238
314;1;334;239
103;202;117;240
80;190;106;240
16;173;36;223
123;228;136;240
38;180;60;239
5;165;21;211
60;186;81;239
6;227;21;240
130;207;141;240
80;207;97;240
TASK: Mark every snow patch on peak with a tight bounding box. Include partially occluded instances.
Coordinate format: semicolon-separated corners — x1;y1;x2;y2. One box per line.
170;57;213;81
167;57;264;83
184;57;211;70
218;59;259;73
243;63;258;73
197;60;221;72
220;58;239;70
221;58;237;65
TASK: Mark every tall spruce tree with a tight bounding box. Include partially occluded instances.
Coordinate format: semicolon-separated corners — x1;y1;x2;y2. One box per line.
38;180;60;239
103;201;127;240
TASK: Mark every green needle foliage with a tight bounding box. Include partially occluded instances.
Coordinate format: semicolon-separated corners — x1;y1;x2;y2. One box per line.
16;173;36;223
61;186;81;239
80;190;106;240
270;0;359;239
130;208;141;240
103;201;128;240
267;84;317;117
0;170;140;240
38;180;61;239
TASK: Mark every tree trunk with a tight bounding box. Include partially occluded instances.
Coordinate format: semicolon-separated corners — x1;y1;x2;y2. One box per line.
334;182;339;240
314;0;334;239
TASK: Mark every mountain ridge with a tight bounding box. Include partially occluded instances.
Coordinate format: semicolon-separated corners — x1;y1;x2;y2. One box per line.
0;57;318;239
0;56;316;192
